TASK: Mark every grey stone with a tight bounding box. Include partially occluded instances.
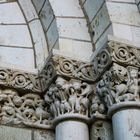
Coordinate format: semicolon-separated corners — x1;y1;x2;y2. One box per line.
34;130;54;140
0;126;32;140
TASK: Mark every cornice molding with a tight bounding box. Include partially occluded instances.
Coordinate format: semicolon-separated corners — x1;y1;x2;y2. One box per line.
0;67;41;93
91;39;140;82
39;53;94;92
0;53;94;94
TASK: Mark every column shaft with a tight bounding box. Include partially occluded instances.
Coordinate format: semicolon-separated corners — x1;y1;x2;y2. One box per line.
55;120;89;140
112;109;140;140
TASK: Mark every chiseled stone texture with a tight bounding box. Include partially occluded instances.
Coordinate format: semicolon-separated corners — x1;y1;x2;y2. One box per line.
34;130;54;140
90;121;113;140
0;126;32;140
0;47;35;70
83;0;104;22
18;0;38;22
49;0;84;17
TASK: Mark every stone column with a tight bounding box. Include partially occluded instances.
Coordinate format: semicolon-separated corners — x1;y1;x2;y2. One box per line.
44;77;93;140
91;38;140;140
110;105;140;140
90;90;113;140
56;120;89;140
96;63;140;140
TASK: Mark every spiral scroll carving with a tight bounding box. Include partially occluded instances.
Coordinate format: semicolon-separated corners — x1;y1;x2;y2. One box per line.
0;68;41;93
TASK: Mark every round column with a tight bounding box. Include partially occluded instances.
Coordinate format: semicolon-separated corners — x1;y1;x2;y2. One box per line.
44;77;92;140
56;120;89;140
109;103;140;140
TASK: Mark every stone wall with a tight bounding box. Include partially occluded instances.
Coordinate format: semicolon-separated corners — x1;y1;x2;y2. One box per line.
0;126;54;140
32;0;93;62
136;0;140;11
80;0;140;51
0;0;49;70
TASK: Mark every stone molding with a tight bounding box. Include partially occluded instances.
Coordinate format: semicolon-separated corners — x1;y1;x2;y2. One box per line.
91;39;140;81
0;53;94;94
39;54;94;92
0;52;102;127
0;67;41;93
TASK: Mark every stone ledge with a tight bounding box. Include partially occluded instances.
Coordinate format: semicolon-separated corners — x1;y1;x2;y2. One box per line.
91;36;140;82
39;50;94;92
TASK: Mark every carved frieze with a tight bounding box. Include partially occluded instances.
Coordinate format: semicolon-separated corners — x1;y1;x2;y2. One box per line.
40;55;94;92
0;88;52;129
0;68;41;93
109;41;140;67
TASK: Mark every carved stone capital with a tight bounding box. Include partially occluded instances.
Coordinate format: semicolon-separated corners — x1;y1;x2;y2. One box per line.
44;76;97;124
39;53;94;92
96;63;140;115
91;38;140;116
90;85;107;120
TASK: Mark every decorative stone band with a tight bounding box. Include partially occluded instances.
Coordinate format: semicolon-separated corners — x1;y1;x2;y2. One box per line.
0;88;52;129
39;53;94;92
0;67;41;93
91;39;140;81
0;52;94;94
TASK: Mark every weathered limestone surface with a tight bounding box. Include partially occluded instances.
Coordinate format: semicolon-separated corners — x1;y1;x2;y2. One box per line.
55;121;89;140
80;0;140;50
0;126;32;140
112;109;140;140
0;0;139;140
91;36;140;140
90;121;113;140
34;130;54;140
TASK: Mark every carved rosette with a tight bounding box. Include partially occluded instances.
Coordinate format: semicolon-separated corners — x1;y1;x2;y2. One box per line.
91;48;112;82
